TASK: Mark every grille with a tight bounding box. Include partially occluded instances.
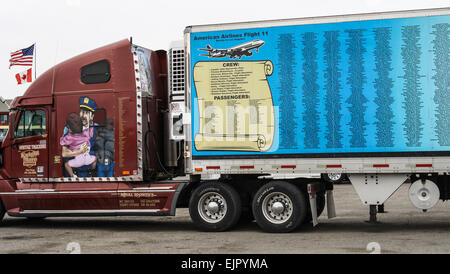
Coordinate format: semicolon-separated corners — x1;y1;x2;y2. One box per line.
169;48;185;101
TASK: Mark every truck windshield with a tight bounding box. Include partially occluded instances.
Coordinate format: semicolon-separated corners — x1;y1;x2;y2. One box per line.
0;113;8;126
14;110;46;138
0;113;8;141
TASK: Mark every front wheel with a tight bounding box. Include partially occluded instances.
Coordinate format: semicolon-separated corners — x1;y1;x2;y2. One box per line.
189;182;242;232
252;181;307;233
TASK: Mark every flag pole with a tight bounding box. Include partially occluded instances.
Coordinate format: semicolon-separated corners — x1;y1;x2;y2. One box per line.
34;42;37;80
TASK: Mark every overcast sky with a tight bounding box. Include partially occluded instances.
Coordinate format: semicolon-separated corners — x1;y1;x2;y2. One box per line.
0;0;448;100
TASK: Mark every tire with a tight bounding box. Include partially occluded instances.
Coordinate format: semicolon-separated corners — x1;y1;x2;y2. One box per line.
304;191;326;223
252;181;307;233
322;173;344;184
189;182;242;232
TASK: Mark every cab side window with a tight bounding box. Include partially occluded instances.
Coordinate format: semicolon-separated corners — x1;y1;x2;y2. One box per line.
14;110;46;138
81;59;111;84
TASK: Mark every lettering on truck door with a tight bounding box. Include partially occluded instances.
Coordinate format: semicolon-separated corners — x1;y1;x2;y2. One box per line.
11;108;49;180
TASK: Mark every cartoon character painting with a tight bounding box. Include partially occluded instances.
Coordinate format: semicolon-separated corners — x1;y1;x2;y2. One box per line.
60;112;97;177
61;96;115;179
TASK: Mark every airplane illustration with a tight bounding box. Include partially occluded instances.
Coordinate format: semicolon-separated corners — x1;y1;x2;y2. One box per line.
199;40;265;59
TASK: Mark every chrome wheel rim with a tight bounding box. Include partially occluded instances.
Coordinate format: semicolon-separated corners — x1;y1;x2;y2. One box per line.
262;192;293;224
328;173;342;181
198;192;228;223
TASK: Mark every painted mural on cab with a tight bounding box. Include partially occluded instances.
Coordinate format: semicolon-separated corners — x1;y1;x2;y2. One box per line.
60;96;114;178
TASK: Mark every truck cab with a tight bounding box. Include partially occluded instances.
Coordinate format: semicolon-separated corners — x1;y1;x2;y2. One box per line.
0;39;187;219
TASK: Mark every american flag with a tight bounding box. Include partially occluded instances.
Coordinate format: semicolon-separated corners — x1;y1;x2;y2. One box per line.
9;44;34;68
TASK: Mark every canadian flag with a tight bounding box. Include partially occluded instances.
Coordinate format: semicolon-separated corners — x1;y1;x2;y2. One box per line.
15;68;32;85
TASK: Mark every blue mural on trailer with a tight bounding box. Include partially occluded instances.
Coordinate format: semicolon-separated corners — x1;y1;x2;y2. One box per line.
189;14;450;156
400;25;424;147
323;30;343;149
345;29;368;148
301;32;320;149
373;27;394;148
431;23;450;147
277;33;298;149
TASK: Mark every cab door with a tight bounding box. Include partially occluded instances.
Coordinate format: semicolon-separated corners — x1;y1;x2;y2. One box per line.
9;108;49;211
10;108;49;180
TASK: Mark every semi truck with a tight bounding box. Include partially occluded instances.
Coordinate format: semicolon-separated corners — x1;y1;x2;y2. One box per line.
0;8;449;233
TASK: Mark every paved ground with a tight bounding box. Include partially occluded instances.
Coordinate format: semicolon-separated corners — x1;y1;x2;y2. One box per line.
1;183;450;254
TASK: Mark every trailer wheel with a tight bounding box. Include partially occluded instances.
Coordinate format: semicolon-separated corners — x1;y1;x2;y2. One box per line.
252;181;307;233
322;173;345;184
189;182;242;232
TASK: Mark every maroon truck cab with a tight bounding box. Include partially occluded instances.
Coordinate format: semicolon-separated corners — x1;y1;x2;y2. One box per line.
0;39;186;218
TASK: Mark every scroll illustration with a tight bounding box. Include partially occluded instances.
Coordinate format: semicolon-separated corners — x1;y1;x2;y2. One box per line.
193;60;275;152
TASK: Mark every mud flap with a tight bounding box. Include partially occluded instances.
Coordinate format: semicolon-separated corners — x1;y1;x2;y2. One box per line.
326;189;336;219
307;183;319;227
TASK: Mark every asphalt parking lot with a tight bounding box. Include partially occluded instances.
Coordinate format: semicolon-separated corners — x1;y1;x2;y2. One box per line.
1;183;450;254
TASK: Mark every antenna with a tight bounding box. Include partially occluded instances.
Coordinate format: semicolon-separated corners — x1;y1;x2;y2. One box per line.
34;42;37;80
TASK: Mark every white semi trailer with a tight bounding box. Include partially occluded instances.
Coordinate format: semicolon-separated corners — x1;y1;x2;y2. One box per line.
177;7;450;232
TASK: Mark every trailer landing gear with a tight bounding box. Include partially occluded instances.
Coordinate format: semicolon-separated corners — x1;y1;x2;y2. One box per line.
368;205;379;223
366;204;386;224
349;174;408;223
377;204;386;213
